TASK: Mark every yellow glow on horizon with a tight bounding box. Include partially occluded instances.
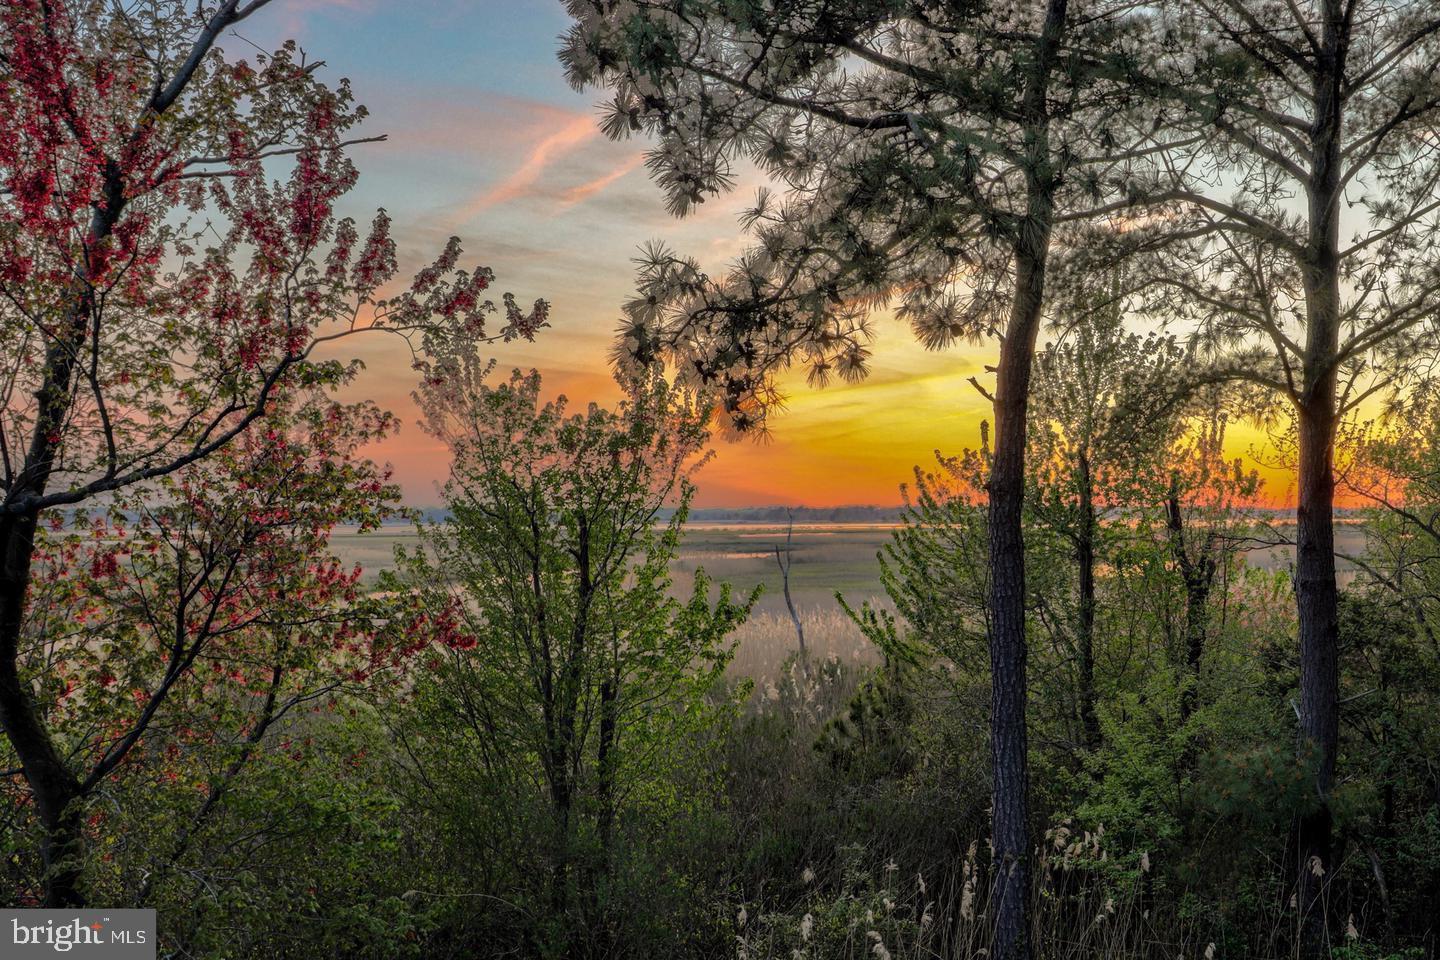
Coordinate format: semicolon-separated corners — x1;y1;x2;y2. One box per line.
343;324;1318;511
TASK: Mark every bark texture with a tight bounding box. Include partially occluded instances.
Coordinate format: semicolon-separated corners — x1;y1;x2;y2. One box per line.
985;3;1067;956
1294;10;1345;951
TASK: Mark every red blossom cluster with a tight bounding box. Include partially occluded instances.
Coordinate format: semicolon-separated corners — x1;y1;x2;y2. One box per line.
0;3;537;522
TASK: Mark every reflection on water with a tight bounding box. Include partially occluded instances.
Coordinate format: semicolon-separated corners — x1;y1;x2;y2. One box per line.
330;520;1374;602
329;519;1378;677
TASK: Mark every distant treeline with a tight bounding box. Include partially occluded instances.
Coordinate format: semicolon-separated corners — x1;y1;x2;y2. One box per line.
68;504;1371;529
664;505;905;524
394;505;907;525
405;504;1372;526
400;504;904;525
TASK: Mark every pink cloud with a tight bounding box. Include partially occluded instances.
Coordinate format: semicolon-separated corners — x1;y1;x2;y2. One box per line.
354;92;590;170
453;113;599;221
559;152;646;206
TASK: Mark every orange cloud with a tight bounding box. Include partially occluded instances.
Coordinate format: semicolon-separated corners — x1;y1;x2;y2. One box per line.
560;153;646;206
455;114;598;220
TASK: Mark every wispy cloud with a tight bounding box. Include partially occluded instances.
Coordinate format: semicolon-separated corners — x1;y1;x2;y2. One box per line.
454;114;599;221
559;153;646;206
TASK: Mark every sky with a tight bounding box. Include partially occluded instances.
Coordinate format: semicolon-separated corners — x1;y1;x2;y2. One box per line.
238;0;1297;509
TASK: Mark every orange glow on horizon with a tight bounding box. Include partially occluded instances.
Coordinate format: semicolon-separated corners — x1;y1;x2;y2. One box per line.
277;45;1333;517
345;329;1323;513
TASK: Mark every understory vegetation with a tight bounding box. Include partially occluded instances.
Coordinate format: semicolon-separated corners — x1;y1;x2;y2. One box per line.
5;2;1440;958
6;360;1439;960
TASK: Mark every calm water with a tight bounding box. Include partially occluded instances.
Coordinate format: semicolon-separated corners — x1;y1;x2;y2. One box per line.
332;520;1372;617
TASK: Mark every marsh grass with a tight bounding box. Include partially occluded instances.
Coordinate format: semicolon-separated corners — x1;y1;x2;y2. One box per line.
728;606;880;683
718;609;1338;960
731;823;1309;959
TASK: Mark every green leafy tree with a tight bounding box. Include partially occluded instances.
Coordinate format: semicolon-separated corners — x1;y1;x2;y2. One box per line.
391;360;753;954
1157;395;1265;732
1344;386;1440;645
1029;290;1186;752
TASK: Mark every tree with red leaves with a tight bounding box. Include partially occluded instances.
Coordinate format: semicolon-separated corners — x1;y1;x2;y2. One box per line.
0;0;546;906
13;391;409;907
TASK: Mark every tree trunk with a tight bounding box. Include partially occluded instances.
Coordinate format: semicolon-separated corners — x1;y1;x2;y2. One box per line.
0;515;84;904
1166;476;1214;729
1295;11;1345;950
984;3;1066;956
589;672;619;951
1295;396;1339;956
1075;451;1100;753
0;175;128;909
779;562;805;660
549;773;573;921
1;328;97;909
595;675;618;873
987;235;1050;960
775;512;806;659
548;515;597;950
1180;575;1211;727
0;519;85;908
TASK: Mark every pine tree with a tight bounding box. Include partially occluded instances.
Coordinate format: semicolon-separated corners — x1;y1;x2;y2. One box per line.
1103;5;1440;949
560;4;1167;952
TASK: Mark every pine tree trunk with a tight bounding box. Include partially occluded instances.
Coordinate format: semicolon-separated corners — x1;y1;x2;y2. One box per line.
1295;396;1339;957
987;236;1048;960
1295;13;1344;950
985;4;1066;956
984;5;1077;955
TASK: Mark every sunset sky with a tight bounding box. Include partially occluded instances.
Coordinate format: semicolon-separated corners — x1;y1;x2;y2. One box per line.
247;0;1295;509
